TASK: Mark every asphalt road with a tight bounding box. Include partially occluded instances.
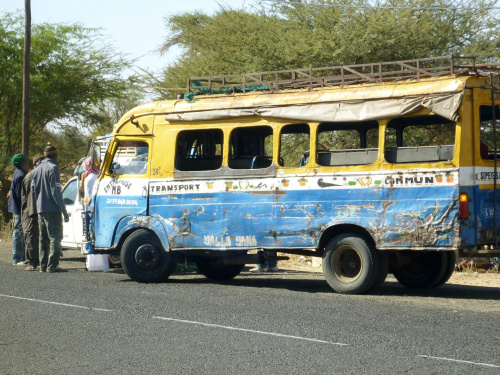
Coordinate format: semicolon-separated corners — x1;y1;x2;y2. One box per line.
0;243;499;375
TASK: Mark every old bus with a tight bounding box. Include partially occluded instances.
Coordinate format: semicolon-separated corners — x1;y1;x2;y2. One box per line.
87;56;500;294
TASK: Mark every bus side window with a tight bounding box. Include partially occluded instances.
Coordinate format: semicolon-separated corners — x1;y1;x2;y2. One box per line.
316;121;378;166
479;105;500;160
228;126;273;169
109;141;149;175
175;129;223;171
279;123;310;167
385;115;455;163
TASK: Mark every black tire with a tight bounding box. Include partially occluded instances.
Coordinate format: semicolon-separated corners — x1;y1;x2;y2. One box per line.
121;230;176;283
322;233;379;294
392;251;447;289
368;250;389;292
195;258;245;281
430;251;457;288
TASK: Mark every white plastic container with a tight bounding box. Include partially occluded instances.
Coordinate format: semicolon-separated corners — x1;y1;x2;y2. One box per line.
86;254;110;272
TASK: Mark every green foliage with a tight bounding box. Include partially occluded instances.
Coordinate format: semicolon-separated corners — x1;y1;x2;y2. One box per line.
155;0;500;97
280;133;310;167
402;123;456;146
0;12;144;221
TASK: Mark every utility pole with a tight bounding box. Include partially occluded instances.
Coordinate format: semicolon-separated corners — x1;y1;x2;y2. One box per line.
22;0;31;159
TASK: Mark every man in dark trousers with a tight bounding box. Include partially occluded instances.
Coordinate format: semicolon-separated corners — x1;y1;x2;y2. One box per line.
21;154;45;271
31;143;69;273
8;153;28;265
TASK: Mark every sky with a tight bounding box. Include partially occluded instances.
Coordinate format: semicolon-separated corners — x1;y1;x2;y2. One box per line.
1;0;256;73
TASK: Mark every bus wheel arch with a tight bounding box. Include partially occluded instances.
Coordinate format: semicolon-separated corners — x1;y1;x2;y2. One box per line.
319;224;377;255
120;229;177;283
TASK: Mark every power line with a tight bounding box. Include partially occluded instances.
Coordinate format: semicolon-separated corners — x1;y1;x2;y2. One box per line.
261;0;500;11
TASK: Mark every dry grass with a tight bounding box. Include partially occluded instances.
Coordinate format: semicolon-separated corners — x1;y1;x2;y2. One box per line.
0;218;11;242
278;253;322;271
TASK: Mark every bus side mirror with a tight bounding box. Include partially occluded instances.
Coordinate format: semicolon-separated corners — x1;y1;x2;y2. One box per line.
91;144;102;170
110;161;120;174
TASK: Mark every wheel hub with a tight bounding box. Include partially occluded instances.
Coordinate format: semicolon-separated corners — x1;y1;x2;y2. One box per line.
332;245;362;282
135;244;161;270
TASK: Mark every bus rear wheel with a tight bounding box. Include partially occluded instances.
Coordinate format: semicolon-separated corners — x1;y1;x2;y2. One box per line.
322;233;380;294
430;251;457;288
195;258;245;281
392;251;448;289
121;230;176;283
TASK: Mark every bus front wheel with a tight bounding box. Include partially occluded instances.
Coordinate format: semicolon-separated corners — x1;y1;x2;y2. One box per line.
121;230;176;283
322;233;380;294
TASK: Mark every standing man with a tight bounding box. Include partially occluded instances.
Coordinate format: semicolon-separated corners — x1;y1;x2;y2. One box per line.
8;153;28;265
21;154;45;271
31;143;69;273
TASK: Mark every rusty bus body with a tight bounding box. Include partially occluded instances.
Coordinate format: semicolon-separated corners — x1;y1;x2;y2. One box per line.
87;56;500;294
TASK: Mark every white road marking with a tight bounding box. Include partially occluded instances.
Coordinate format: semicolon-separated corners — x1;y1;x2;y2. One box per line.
153;316;348;346
0;293;113;312
417;355;500;368
3;292;497;369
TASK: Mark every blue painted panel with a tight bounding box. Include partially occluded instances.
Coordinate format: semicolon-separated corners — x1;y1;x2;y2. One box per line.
464;185;500;246
93;177;148;248
148;183;459;250
149;186;275;249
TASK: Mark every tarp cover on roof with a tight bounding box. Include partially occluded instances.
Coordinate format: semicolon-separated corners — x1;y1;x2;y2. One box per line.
165;78;466;123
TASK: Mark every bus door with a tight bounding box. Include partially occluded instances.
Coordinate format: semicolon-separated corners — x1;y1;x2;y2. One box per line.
93;138;150;248
61;176;84;249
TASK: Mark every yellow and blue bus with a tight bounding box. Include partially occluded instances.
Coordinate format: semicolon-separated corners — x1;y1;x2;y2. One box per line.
88;56;500;294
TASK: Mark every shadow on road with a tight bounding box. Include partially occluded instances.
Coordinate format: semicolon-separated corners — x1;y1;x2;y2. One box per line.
164;270;500;300
377;281;500;301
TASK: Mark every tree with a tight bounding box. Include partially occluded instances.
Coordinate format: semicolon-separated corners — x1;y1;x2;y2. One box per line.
0;12;144;224
155;0;500;97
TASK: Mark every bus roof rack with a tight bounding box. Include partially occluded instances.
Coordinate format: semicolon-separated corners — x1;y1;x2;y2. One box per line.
187;55;499;96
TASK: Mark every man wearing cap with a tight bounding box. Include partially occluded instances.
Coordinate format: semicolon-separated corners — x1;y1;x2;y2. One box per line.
31;143;69;273
21;154;45;271
8;153;28;265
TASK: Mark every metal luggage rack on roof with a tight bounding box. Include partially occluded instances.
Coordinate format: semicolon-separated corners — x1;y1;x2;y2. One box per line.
187;56;483;95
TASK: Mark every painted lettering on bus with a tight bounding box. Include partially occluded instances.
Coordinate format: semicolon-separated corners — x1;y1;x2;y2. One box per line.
202;235;258;247
204;235;232;247
151;183;201;193
476;172;500;181
483;208;500;218
103;179;132;194
106;198;138;206
385;176;435;186
236;235;258;246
